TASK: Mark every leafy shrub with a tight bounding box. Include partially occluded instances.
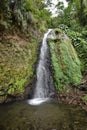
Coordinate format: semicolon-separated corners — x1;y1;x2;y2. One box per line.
13;9;23;26
82;95;87;101
0;20;9;31
59;24;87;71
49;29;82;91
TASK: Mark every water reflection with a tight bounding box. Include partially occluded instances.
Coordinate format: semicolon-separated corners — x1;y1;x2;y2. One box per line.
0;101;87;130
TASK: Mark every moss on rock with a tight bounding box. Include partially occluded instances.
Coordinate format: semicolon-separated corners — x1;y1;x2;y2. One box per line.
49;28;82;91
0;33;41;103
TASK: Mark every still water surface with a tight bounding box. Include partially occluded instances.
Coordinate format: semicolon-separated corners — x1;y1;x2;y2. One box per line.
0;100;87;130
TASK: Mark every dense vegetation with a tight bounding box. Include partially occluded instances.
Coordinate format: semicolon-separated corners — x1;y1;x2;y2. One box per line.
50;0;87;101
0;0;87;103
49;28;82;91
0;0;51;103
57;0;87;73
0;0;52;32
52;0;87;28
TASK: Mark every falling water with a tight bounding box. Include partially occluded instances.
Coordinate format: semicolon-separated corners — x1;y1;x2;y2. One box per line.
29;29;54;105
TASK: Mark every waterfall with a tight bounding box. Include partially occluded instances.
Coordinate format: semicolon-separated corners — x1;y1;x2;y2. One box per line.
28;29;54;105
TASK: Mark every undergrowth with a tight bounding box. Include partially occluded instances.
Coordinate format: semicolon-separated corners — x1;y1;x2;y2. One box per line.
59;24;87;72
49;28;82;91
0;36;40;98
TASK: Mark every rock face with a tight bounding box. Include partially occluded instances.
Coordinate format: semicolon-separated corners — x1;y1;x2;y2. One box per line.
49;28;82;91
0;32;42;103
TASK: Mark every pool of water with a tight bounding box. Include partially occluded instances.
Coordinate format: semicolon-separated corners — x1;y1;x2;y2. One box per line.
0;99;87;130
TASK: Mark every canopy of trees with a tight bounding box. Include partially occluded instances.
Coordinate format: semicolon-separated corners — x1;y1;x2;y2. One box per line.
0;0;52;32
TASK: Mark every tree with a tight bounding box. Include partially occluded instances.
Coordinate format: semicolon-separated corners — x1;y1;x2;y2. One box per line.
66;0;87;26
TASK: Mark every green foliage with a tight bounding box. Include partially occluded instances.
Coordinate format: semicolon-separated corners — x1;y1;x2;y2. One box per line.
0;0;51;102
82;95;87;101
52;0;87;30
25;0;34;11
13;9;24;26
59;24;87;71
0;0;51;32
0;0;8;14
66;0;87;26
49;28;82;91
0;20;9;31
0;34;40;97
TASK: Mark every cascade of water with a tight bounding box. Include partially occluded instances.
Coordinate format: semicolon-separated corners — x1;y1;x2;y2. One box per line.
28;29;54;105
